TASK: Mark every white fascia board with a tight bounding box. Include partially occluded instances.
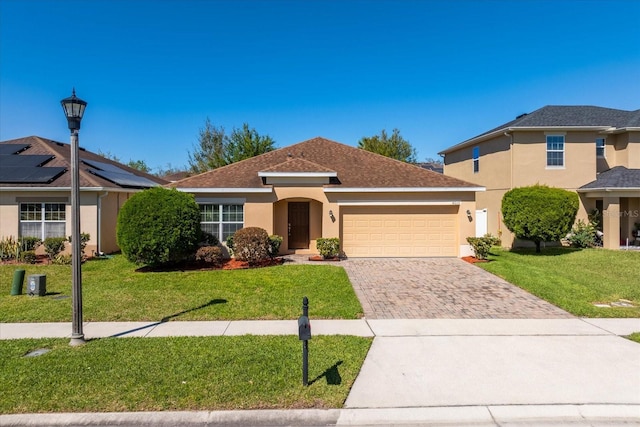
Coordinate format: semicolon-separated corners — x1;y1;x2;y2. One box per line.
258;172;337;178
0;186;140;193
439;126;614;155
577;187;640;193
338;200;461;206
324;187;485;193
604;127;640;134
175;187;273;193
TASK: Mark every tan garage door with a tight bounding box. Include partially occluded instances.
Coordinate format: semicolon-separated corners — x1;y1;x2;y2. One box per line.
341;206;458;257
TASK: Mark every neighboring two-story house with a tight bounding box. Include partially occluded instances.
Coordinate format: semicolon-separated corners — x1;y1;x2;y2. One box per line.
439;106;640;250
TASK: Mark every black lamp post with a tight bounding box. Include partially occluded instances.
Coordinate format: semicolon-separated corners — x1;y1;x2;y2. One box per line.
61;89;87;346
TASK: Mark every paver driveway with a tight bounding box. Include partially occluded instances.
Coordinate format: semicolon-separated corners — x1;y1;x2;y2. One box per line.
341;258;573;319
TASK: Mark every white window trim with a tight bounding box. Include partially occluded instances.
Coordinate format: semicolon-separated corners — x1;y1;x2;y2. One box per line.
19;202;67;240
545;134;565;169
199;203;244;242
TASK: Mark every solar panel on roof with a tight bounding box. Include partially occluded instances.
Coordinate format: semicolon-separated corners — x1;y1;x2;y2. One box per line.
87;168;159;188
0;154;54;168
82;158;132;174
0;167;66;183
0;144;30;155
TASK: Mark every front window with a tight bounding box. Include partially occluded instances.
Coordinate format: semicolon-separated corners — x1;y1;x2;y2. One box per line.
596;138;605;158
546;135;564;167
200;204;244;241
19;203;66;240
472;146;479;173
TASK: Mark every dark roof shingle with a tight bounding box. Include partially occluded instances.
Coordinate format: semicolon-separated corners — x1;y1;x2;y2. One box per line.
580;166;640;190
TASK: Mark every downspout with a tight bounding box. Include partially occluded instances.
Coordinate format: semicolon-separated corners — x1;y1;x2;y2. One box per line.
97;191;109;255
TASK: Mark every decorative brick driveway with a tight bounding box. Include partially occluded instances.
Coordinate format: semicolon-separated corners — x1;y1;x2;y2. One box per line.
340;258;573;319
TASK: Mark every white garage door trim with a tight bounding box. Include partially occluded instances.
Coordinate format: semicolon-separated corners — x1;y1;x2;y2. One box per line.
341;206;458;258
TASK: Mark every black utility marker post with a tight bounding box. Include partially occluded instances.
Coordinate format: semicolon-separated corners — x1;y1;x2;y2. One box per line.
298;296;311;386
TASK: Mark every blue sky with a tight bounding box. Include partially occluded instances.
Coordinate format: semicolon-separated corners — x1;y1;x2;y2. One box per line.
1;0;638;172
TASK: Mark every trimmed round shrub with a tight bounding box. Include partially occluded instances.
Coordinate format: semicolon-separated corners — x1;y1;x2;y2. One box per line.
268;235;283;258
233;227;270;264
195;245;224;267
19;250;37;264
502;185;578;253
117;187;201;266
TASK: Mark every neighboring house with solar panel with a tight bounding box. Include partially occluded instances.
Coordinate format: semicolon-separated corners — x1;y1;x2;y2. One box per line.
439;105;640;250
0;136;167;255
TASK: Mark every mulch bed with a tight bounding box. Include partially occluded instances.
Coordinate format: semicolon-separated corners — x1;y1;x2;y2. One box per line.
461;256;489;264
308;255;341;262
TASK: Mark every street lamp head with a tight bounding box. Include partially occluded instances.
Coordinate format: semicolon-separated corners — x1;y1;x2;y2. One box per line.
60;88;87;131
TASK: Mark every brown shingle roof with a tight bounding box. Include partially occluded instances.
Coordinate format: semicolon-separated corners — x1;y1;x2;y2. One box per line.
0;136;168;188
260;158;336;174
171;137;479;189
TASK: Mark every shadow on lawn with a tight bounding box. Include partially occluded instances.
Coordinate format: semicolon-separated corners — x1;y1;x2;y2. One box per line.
309;361;343;386
108;298;227;338
506;247;583;257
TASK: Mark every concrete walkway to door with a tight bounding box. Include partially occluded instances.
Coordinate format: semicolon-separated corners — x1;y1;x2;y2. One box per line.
341;258;573;319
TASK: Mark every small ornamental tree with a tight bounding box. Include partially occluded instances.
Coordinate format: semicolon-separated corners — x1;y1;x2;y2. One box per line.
501;185;578;253
117;187;200;266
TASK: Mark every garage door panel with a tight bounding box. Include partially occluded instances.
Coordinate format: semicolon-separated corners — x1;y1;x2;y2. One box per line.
342;208;458;258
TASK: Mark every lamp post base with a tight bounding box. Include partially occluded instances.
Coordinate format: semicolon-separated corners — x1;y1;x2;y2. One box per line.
69;335;86;346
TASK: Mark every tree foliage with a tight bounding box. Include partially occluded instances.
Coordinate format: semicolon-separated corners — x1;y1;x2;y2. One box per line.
501;185;579;253
188;119;275;173
357;129;417;163
187;118;226;173
116;187;201;266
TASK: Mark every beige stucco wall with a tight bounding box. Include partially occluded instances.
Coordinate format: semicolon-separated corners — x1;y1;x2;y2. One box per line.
0;190;99;256
196;188;477;257
443;129;640;249
511;131;597;189
444;134;511;190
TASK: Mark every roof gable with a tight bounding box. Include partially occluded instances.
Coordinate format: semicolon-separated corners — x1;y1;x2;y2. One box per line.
171;137;480;190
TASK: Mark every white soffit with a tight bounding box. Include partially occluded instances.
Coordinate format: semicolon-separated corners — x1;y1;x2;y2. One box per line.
338;200;461;206
175;188;273;193
324;187;485;193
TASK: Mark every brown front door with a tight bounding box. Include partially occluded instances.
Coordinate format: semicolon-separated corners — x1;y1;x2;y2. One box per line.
288;202;309;249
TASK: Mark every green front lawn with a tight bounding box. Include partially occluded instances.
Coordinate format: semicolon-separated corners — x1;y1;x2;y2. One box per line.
478;247;640;317
0;255;363;322
0;335;372;413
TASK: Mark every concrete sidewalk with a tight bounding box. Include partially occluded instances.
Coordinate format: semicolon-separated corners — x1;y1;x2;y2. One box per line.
2;317;638;339
2;318;639;426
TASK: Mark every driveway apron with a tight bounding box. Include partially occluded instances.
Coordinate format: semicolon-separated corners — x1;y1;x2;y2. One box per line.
341;258;573;319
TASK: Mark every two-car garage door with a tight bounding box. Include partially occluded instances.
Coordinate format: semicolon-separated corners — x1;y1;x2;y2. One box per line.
341;206;458;257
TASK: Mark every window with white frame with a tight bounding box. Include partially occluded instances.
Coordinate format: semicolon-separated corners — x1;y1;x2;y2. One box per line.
200;204;244;241
546;135;564;167
596;138;605;158
472;146;480;173
19;203;66;240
